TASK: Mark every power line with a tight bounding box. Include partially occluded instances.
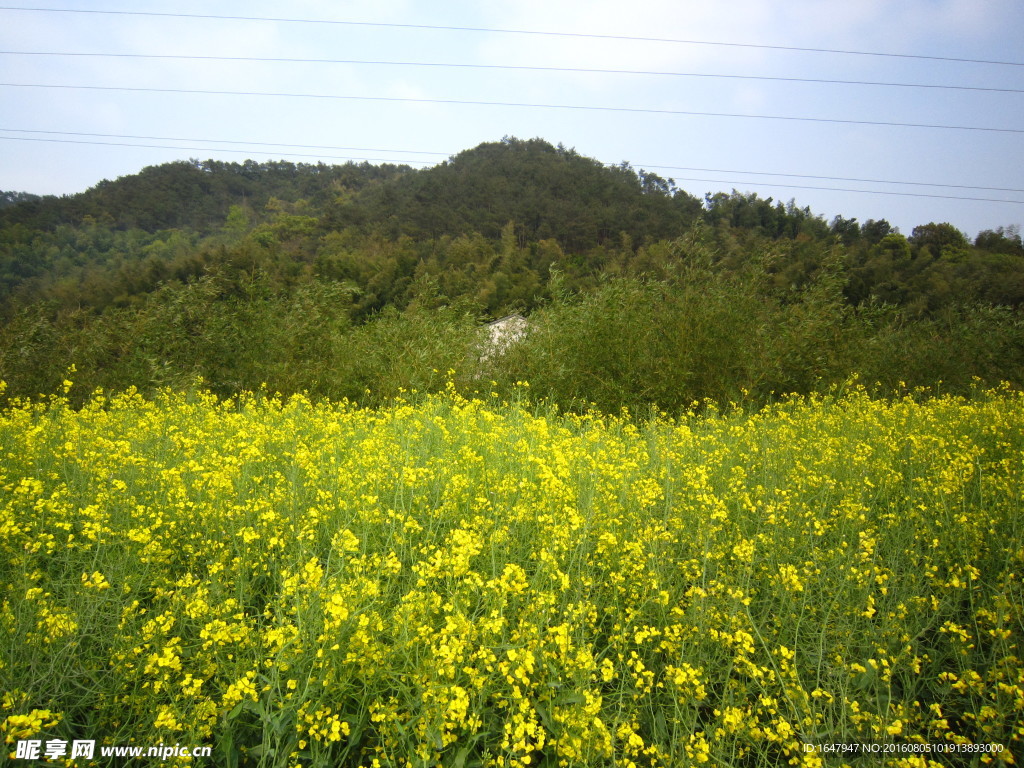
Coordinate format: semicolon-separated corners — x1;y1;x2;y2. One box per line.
5;128;1020;195
636;163;1024;195
2;134;1021;205
0;128;450;157
0;135;439;166
667;177;1024;205
2;50;1020;94
1;6;1022;67
3;82;1022;134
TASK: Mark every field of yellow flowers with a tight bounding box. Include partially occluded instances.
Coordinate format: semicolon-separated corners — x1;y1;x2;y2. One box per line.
2;381;1022;767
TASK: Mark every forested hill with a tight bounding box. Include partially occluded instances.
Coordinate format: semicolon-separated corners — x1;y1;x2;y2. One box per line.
1;136;1023;410
0;158;410;233
323;138;703;248
2;136;1022;317
0;138;700;247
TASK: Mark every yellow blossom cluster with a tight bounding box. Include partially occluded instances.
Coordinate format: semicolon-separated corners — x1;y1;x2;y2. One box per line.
1;383;1022;766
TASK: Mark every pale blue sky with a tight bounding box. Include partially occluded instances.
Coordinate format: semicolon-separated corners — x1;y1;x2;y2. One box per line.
1;0;1022;237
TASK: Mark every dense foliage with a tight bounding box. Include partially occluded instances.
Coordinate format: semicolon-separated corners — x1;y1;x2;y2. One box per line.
1;137;1022;410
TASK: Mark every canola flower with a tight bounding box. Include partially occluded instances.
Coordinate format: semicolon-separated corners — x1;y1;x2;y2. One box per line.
0;381;1022;766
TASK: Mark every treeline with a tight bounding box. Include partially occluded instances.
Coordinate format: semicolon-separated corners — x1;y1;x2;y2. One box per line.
0;157;408;233
2;239;1021;414
1;137;1022;411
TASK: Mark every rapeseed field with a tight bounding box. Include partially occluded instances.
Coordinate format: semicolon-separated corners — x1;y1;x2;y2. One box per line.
1;380;1022;767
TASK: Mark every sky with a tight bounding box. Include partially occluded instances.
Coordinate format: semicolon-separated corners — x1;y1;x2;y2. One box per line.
1;0;1022;238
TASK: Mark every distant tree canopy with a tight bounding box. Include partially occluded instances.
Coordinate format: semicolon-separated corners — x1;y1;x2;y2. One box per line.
1;137;1022;408
2;138;1021;320
0;190;42;210
0;159;410;233
325;137;703;250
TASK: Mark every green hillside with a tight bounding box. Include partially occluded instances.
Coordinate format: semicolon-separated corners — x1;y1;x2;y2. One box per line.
1;137;1022;410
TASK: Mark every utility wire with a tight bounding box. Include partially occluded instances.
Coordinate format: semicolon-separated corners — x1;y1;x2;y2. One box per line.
667;177;1024;205
0;136;438;166
4;128;1020;194
1;6;1022;67
0;128;450;157
2;82;1021;134
1;50;1019;94
635;163;1024;195
2;134;1021;205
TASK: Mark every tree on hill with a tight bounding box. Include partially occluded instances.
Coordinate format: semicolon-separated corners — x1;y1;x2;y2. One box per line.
975;226;1023;256
0;191;41;209
909;222;969;258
